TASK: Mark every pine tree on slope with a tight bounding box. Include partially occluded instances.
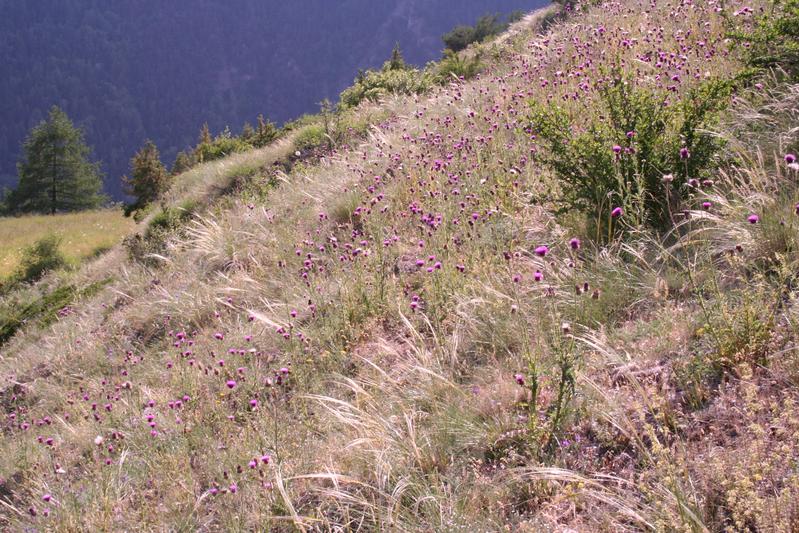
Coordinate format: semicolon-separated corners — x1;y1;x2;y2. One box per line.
122;139;169;217
11;106;105;214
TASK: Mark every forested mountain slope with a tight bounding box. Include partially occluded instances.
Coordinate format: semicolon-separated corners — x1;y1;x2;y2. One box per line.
0;0;541;198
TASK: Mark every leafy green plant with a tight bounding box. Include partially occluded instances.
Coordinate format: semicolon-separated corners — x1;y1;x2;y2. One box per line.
293;125;327;153
698;290;775;372
124;199;200;264
195;127;252;162
339;67;433;109
436;50;483;83
528;73;732;234
146;199;200;237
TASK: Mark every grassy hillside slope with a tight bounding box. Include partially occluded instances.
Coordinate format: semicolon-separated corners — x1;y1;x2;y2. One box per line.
1;1;799;531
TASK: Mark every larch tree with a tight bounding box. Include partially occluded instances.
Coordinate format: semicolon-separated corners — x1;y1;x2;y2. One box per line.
11;106;105;214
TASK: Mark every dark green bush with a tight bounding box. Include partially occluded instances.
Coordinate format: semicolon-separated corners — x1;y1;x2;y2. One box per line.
16;234;67;283
145;199;199;238
442;25;476;53
527;73;732;233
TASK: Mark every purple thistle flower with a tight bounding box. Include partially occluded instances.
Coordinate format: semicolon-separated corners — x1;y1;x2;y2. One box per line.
611;206;623;218
569;238;581;250
226;380;237;389
747;213;759;224
680;147;690;159
534;245;549;257
785;153;796;164
514;373;525;386
701;201;712;210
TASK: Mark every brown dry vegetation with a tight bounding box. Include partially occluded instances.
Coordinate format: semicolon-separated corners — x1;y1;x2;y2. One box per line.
1;1;799;531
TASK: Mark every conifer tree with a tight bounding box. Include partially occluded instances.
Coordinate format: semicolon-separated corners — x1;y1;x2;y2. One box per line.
253;114;278;148
122;140;169;217
241;122;256;143
170;150;195;176
11;106;105;214
195;123;213;162
387;42;407;70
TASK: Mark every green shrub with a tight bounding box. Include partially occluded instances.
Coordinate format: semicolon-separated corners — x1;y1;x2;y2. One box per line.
699;290;775;372
293;125;327;153
436;50;483;83
527;73;732;233
145;199;199;238
195;127;252;162
170;149;197;176
442;25;477;53
339;67;433;109
16;234;67;283
251;114;280;148
675;289;776;409
125;199;200;264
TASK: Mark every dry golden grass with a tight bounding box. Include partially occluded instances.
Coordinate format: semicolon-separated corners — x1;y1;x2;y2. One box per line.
0;209;134;279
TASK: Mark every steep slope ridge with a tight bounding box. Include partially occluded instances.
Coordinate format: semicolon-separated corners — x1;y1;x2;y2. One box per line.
2;1;799;530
